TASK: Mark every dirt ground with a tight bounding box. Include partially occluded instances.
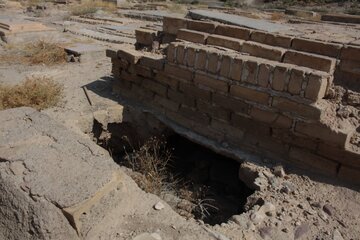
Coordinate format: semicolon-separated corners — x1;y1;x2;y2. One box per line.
1;1;360;240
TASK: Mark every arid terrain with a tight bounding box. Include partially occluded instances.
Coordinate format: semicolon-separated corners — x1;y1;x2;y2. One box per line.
0;0;360;239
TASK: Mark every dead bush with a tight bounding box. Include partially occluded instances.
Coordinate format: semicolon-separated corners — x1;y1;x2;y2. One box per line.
124;136;176;195
70;0;117;16
0;76;63;110
0;40;67;65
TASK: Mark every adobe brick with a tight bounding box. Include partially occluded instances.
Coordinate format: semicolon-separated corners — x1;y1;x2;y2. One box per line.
135;29;156;46
272;65;288;91
288;69;304;95
212;93;249;114
257;63;272;88
283;50;336;73
305;72;328;101
194;122;224;142
185;46;196;67
289;147;338;176
166;110;195;129
179;82;211;101
215;24;251;40
229;57;243;81
163;17;188;35
338;59;360;75
130;83;154;102
139;55;165;70
187;19;217;33
250;107;278;123
211;119;245;142
250;31;292;48
179;105;210;124
207;52;220;74
241;60;258;84
219;54;232;78
154;94;179;112
197;100;230;121
142;79;167;96
318;143;360;167
194;72;228;93
207;34;243;51
230;85;269;104
273;115;293;129
106;49;117;58
177;29;209;44
120;70;143;84
155;72;179;90
340;45;360;61
135;65;154;78
166;43;177;63
295;121;351;148
272;97;321;120
291;38;342;58
232;113;270;136
168;88;195;107
117;48;143;64
195;48;207;70
176;44;185;65
164;64;193;82
246;134;289;156
242;41;285;62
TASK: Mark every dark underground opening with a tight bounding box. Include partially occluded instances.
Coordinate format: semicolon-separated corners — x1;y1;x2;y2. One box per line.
91;119;254;226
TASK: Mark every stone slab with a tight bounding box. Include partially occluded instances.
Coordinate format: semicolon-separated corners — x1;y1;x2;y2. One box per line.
188;9;291;33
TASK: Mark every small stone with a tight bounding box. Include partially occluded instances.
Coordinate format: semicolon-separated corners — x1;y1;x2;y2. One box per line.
259;226;272;239
281;182;297;194
273;165;286;177
230;215;248;228
310;202;321;208
323;204;335;216
294;223;310;239
318;211;328;223
333;229;344;240
154;201;165;210
260;202;276;217
250;211;265;225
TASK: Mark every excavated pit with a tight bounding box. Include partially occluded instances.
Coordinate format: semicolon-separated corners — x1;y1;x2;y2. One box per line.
90;117;254;226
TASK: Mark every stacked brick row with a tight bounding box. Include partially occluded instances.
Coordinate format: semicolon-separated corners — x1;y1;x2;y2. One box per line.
107;42;359;184
163;17;360;90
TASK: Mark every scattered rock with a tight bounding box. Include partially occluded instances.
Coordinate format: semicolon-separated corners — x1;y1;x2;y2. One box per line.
259;226;272;239
281;181;297;194
294;223;310;239
230;214;248;228
273;165;286;177
250;211;266;225
323;204;335;216
154;201;165;210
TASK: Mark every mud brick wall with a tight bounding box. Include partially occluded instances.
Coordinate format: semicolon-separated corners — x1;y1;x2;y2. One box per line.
108;18;360;184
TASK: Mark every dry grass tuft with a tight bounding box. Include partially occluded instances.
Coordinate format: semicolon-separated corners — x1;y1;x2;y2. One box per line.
0;40;67;66
0;76;63;110
124;136;176;195
70;0;117;16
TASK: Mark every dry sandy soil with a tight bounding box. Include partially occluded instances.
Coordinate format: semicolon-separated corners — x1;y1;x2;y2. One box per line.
0;1;360;240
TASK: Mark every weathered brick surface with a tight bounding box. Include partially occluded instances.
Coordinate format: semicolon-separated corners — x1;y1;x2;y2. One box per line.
272;65;288;91
179;82;211;101
106;49;117;58
117;48;143;64
120;70;143;84
135;29;157;46
250;31;292;48
283;50;336;73
168;88;195;107
195;48;208;70
164;64;193;82
139;55;165;70
288;69;304;95
142;79;167;96
289;147;338;176
220;55;232;78
179;105;210;124
258;63;272;88
166;43;177;63
215;24;251;40
135;65;154;78
154;94;179;112
177;29;208;44
229;57;242;81
176;44;185;65
241;60;258;84
295;121;351;147
250;107;278;124
194;72;228;93
340;45;360;61
317;143;360;167
163;17;187;35
207;52;220;74
213;93;249;114
291;38;342;58
187;20;217;33
242;41;285;62
272;97;321;119
304;73;328;101
230;85;269;104
232;113;271;136
197;100;230;121
185;46;196;67
155;72;179;90
207;35;243;51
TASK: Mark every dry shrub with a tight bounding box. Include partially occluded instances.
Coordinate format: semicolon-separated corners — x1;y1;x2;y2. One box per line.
0;76;63;110
70;0;117;16
0;40;67;65
124;136;175;195
24;40;67;65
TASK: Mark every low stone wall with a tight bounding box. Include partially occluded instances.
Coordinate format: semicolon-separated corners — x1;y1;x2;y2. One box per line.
109;17;360;184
